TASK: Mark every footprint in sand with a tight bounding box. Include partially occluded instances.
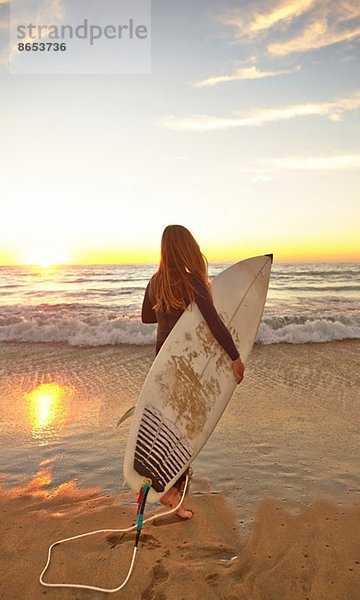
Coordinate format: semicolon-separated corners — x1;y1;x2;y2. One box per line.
141;562;169;600
106;532;161;549
178;544;237;563
205;572;220;586
153;563;169;582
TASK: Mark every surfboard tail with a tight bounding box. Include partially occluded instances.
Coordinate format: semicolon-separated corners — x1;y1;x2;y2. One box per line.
134;404;192;493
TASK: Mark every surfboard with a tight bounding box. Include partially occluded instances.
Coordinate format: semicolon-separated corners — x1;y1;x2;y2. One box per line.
123;255;272;503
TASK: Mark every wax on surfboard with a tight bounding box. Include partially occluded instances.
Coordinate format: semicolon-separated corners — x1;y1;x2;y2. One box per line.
123;255;272;503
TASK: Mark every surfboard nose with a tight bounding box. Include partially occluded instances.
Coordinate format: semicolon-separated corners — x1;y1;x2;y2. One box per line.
265;253;273;263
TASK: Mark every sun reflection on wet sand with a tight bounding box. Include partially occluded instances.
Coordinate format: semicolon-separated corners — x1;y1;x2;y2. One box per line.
0;460;102;504
26;383;72;444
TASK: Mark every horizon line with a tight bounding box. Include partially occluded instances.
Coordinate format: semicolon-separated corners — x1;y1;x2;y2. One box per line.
0;259;359;267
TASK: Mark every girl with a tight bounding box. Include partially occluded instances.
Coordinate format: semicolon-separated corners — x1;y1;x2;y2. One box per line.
141;225;245;519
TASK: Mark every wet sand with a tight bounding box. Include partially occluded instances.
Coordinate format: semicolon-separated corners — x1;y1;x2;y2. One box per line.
0;340;359;598
0;482;359;599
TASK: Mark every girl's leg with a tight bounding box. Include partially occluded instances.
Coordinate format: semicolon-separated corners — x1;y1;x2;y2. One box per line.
160;467;193;519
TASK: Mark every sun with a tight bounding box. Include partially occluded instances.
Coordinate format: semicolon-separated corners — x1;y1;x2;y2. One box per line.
22;248;69;268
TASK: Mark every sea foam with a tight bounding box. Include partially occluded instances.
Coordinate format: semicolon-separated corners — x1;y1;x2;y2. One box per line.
0;311;359;346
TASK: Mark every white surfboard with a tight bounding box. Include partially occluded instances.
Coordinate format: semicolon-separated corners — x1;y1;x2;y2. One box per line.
123;255;272;503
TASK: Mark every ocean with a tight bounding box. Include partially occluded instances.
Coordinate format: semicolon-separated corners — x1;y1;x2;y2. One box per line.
0;262;359;345
0;263;359;532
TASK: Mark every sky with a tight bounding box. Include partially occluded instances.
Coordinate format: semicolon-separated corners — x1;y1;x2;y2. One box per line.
0;0;359;265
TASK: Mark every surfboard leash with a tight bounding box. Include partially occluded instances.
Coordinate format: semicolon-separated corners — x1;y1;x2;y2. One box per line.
39;475;189;594
135;478;152;548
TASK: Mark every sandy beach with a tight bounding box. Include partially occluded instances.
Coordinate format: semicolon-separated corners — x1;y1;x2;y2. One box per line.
0;340;359;599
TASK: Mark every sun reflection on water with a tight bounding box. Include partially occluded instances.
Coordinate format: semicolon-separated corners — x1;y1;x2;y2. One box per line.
26;383;71;443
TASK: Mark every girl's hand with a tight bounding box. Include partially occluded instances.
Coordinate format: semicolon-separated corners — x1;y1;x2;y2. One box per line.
232;357;245;384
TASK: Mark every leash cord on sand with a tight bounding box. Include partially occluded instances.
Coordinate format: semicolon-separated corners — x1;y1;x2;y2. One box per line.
39;475;189;594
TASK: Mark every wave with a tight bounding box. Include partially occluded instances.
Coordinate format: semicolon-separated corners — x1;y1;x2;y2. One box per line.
0;314;157;346
258;315;360;344
272;269;359;277
69;277;148;284
270;285;360;292
0;312;359;346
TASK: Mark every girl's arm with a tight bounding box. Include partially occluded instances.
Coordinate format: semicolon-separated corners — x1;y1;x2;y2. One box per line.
141;282;157;323
189;275;240;361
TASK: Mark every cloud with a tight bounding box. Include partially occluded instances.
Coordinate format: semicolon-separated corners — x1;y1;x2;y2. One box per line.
251;0;316;32
252;174;272;183
221;0;360;56
267;9;360;56
222;0;317;38
0;0;9;31
7;0;66;66
160;91;360;132
242;154;360;172
268;18;360;56
193;65;301;88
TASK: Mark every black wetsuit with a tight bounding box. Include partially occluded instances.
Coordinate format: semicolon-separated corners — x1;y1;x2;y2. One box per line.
142;272;239;360
141;271;240;491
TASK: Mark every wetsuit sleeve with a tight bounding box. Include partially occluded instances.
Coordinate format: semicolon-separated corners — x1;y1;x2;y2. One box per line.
190;275;240;361
141;281;157;323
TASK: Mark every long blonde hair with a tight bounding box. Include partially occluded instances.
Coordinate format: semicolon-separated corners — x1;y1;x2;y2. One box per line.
151;225;210;312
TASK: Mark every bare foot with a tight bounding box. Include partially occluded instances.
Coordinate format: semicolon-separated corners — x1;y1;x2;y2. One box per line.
160;487;180;508
176;507;194;520
160;487;194;519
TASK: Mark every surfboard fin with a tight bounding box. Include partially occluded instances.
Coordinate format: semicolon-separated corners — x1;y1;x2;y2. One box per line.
117;405;136;426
